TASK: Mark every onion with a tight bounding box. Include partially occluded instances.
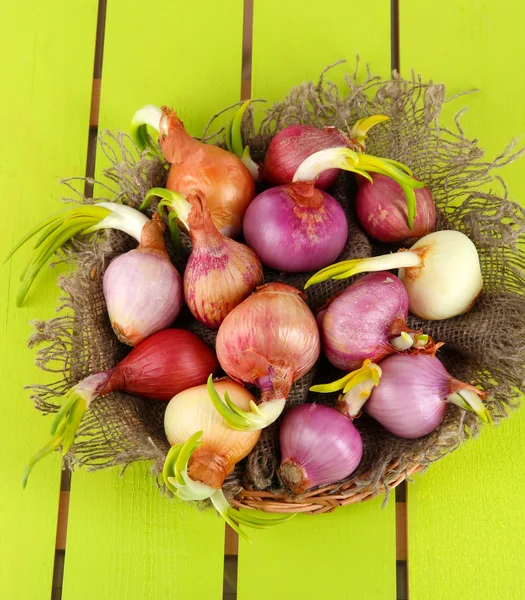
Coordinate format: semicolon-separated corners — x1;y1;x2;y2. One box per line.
162;377;294;538
306;230;483;320
278;403;362;493
260;115;390;188
213;283;320;430
131;105;255;237
22;329;218;486
319;272;437;371
182;192;262;328
360;354;491;438
103;214;183;345
243;181;348;272
356;174;436;243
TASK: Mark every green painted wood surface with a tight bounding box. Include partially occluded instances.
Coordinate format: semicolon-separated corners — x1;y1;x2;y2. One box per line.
0;2;98;599
401;2;525;598
239;3;397;599
238;500;396;600
61;1;245;598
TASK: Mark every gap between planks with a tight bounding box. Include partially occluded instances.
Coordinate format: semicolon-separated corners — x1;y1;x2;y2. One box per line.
55;493;407;560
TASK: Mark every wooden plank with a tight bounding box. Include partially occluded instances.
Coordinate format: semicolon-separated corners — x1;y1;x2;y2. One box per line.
238;498;396;599
238;2;396;599
400;2;525;598
0;2;98;599
226;502;407;560
61;1;245;599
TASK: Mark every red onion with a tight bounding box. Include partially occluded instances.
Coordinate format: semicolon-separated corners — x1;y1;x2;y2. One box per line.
131;105;255;237
261;116;389;188
182;193;263;328
278;403;362;493
356;174;436;243
103;215;183;345
362;354;491;438
319;272;435;371
243;181;348;272
213;283;320;430
263;125;349;188
22;329;219;486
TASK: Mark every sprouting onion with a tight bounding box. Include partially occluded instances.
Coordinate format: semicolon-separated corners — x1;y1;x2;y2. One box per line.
305;230;483;320
5;202;149;306
163;377;295;539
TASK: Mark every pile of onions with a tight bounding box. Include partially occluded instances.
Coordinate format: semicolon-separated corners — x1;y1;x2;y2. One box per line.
356;174;436;243
131;105;255;237
214;283;320;429
163;379;294;537
243;181;348;272
22;329;218;486
278;403;362;493
352;354;491;438
318;272;436;371
260;115;389;188
306;230;483;320
6;202;183;344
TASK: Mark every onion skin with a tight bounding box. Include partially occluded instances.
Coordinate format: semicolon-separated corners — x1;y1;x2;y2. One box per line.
183;194;263;328
101;329;219;401
159;107;254;237
216;283;320;402
366;353;482;438
356;174;437;243
262;125;349;189
278;403;362;493
320;272;409;371
243;181;348;272
103;216;183;345
164;380;260;488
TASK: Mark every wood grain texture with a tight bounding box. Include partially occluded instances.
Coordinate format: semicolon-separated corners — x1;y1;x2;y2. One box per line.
238;498;396;599
0;2;98;599
401;2;525;598
61;1;245;598
238;3;396;599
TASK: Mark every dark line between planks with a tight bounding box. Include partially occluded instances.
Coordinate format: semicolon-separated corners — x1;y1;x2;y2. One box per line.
240;0;254;100
396;483;408;599
391;0;400;73
51;1;108;599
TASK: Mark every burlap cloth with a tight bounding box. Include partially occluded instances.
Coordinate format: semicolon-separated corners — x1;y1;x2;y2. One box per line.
27;61;525;503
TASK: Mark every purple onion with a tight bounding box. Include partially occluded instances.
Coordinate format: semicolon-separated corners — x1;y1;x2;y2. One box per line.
356;174;436;243
278;403;362;493
319;272;410;371
104;217;183;345
243;181;348;273
365;353;490;439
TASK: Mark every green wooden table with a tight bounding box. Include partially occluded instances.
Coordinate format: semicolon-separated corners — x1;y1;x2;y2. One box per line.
1;1;525;598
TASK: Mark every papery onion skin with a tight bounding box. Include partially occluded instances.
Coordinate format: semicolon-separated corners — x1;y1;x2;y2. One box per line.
184;194;263;328
262;125;349;189
243;182;348;272
320;272;409;371
399;230;482;320
366;353;474;438
103;216;183;345
159;107;255;237
356;174;436;243
216;283;320;402
164;380;261;488
279;403;362;493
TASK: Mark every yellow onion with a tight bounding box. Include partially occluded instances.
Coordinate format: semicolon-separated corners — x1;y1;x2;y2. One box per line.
131;105;255;237
162;378;293;538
